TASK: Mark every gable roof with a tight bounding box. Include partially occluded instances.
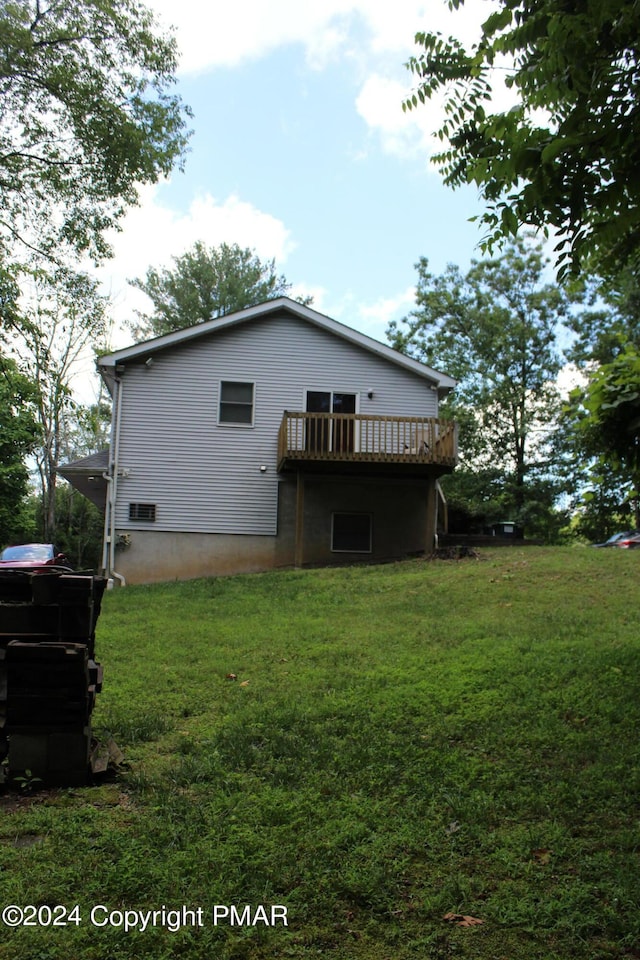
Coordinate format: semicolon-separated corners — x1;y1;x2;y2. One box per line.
97;297;456;395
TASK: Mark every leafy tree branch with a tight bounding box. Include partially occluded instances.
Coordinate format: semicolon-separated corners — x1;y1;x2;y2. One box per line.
0;0;192;265
404;0;640;278
129;241;309;340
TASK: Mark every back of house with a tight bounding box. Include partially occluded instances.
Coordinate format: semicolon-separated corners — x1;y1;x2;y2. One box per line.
61;298;457;584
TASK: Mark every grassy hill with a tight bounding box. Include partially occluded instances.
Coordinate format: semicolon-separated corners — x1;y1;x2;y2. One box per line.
1;547;639;959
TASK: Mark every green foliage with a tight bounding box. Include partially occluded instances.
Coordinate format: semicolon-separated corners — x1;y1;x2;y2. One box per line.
441;469;570;542
128;241;305;340
575;470;636;542
0;262;21;329
569;345;640;503
0;0;190;543
388;239;572;530
555;267;640;533
0;356;38;545
51;484;104;569
62;401;112;460
50;401;112;566
0;0;191;265
6;265;109;539
1;551;640;959
566;267;640;368
404;0;640;277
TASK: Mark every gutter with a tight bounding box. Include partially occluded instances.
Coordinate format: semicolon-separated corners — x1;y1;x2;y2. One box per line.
102;372;126;588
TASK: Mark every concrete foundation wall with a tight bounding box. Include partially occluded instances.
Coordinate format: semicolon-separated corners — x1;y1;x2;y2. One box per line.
112;476;433;584
111;529;293;585
294;475;430;566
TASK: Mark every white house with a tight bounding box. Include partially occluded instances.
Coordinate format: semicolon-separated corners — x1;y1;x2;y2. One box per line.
61;298;457;584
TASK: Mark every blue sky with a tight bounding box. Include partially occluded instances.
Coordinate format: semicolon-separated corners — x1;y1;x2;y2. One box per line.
97;0;498;354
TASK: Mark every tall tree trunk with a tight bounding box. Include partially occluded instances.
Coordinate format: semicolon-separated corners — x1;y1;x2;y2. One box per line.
44;464;57;541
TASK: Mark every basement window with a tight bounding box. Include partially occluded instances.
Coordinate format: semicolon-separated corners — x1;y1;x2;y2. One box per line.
129;503;156;522
331;513;372;553
219;381;255;425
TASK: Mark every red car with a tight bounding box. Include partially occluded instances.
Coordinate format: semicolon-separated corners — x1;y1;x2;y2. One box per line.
0;543;73;570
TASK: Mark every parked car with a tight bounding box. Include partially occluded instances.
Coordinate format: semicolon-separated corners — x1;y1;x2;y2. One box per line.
0;543;73;571
591;531;639;547
610;533;640;549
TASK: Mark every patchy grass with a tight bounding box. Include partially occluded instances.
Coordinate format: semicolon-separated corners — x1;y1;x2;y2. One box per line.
1;547;639;959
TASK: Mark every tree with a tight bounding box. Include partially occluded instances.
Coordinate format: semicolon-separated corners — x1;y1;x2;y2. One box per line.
0;0;191;266
61;400;112;460
0;356;38;545
556;429;637;540
128;241;304;340
567;267;640;368
6;266;108;540
0;261;22;331
565;346;640;529
54;400;112;568
388;239;572;531
557;266;640;534
403;0;640;277
50;482;104;569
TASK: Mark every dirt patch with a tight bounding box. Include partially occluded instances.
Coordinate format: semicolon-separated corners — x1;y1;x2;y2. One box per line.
430;545;482;561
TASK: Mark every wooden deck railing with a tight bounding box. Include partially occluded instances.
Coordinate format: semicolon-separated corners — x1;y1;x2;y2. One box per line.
278;412;458;469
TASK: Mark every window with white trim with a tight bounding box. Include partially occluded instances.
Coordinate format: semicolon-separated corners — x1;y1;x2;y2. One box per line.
219;381;255;425
331;513;372;553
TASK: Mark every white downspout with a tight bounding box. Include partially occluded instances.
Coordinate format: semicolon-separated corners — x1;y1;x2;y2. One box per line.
101;471;111;574
103;372;126;587
435;479;448;550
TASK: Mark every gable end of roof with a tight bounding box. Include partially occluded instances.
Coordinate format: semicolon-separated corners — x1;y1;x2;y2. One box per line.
97;297;456;392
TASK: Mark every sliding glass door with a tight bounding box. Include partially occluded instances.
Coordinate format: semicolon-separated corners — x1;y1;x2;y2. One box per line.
305;391;357;453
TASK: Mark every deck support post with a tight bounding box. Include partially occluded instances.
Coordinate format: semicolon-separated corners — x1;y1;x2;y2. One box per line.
294;470;305;568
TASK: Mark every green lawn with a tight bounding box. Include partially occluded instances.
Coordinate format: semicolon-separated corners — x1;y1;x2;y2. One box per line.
1;547;639;959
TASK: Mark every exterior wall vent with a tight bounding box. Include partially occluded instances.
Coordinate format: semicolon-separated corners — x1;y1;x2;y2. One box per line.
129;503;156;522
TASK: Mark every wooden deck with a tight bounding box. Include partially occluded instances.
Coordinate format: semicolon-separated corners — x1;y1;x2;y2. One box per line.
278;412;458;472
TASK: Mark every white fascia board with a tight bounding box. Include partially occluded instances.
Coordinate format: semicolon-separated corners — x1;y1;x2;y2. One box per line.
97;297;456;392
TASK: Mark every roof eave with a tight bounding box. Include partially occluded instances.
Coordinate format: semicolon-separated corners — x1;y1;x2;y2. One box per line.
96;297;457;391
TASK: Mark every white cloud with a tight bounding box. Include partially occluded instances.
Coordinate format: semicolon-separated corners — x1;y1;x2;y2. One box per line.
557;363;586;399
317;286;415;343
357;1;455;54
350;0;516;160
148;0;358;73
356;285;416;340
96;185;294;341
84;2;509;359
291;282;329;309
145;0;510;164
355;73;443;160
147;0;495;74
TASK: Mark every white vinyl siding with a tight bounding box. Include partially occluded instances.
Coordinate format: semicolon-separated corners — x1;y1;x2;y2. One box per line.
113;311;440;536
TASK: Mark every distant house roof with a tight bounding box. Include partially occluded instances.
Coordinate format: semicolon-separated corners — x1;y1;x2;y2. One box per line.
97;297;456;397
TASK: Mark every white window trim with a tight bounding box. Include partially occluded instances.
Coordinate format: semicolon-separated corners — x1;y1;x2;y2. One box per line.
217;379;256;428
